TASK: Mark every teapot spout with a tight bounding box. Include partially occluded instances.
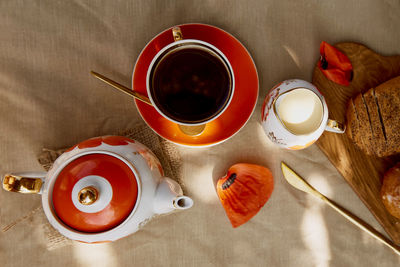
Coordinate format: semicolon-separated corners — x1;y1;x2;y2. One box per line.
153;177;193;215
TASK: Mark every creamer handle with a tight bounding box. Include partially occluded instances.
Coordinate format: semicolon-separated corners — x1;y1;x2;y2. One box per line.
325;119;346;133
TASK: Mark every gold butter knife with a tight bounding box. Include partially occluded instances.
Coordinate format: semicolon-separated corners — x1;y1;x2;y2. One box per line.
281;162;400;256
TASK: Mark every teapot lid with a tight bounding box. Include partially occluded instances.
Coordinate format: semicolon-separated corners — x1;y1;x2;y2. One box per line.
52;153;139;233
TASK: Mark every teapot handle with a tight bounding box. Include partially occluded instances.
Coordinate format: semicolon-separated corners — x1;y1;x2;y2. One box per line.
2;172;46;194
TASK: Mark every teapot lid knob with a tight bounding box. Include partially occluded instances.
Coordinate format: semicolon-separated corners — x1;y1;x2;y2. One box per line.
78;186;99;205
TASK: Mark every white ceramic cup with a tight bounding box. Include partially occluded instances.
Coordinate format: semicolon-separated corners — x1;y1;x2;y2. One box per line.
145;27;235;135
261;79;345;150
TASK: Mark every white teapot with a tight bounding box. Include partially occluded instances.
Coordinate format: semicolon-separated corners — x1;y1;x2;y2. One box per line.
2;136;193;243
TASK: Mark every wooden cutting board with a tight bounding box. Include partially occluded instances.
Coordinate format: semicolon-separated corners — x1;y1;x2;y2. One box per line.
312;42;400;244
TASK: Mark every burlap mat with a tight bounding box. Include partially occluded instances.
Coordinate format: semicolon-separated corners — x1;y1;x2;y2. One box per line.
2;122;182;250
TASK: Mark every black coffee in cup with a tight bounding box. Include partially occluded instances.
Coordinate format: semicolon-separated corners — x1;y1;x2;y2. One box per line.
149;45;232;124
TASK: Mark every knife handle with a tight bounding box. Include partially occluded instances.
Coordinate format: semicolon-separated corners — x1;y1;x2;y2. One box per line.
321;195;400;256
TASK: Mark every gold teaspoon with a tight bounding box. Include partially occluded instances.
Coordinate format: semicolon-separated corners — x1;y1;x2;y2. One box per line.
281;162;400;256
90;71;152;106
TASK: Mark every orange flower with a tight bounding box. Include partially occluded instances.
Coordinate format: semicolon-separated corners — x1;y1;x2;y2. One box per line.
217;163;274;228
318;41;353;86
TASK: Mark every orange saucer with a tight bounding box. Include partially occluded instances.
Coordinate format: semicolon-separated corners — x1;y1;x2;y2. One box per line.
132;23;258;147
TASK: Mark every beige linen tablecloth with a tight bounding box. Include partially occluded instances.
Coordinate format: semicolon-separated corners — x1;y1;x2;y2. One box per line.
1;1;400;266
